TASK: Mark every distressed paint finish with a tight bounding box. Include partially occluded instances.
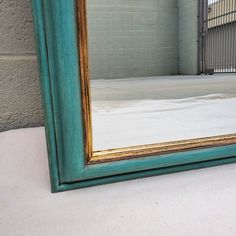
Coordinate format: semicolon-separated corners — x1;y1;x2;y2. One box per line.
31;0;236;192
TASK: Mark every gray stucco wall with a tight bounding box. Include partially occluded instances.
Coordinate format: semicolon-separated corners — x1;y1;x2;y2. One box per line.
0;0;199;131
0;0;43;132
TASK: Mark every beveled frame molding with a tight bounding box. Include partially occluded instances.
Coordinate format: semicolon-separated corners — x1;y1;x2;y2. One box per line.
78;0;236;164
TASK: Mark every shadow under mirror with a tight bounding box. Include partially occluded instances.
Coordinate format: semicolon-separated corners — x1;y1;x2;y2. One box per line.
85;0;236;152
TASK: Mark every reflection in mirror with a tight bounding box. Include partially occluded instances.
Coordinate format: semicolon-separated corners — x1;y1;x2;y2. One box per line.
85;0;236;151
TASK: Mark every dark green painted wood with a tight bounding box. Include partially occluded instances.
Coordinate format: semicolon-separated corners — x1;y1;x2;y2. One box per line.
31;0;236;192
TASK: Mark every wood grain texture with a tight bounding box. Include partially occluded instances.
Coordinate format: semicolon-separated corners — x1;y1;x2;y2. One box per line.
31;0;236;192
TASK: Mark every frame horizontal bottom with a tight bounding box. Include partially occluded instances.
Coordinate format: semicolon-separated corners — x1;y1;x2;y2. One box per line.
53;156;236;193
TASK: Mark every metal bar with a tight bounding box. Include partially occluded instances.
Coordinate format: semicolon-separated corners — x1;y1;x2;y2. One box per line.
233;1;236;72
204;9;236;22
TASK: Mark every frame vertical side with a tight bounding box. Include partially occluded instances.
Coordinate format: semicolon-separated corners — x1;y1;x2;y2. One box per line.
41;0;87;182
31;0;60;192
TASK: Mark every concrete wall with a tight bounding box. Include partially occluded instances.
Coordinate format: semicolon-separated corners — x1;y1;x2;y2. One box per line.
0;0;43;131
87;0;179;79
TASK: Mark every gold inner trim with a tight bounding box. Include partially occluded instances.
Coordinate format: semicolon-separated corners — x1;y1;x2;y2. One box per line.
77;0;236;164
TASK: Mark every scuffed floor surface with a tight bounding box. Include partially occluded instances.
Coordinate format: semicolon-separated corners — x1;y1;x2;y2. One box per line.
1;127;236;236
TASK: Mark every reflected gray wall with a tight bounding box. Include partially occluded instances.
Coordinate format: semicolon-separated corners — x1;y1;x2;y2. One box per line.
178;0;199;75
87;0;199;79
87;0;179;79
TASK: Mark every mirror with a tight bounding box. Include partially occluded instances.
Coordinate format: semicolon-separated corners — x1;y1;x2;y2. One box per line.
82;0;236;154
31;0;236;191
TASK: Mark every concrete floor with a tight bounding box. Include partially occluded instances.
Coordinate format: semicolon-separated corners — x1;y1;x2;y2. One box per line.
91;74;236;101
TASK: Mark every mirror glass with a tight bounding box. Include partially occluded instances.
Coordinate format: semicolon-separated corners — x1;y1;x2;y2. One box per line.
85;0;236;151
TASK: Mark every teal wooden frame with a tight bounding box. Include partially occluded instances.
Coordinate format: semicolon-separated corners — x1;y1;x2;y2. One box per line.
31;0;236;192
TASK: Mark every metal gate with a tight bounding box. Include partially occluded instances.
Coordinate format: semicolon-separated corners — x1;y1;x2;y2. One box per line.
200;0;236;73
